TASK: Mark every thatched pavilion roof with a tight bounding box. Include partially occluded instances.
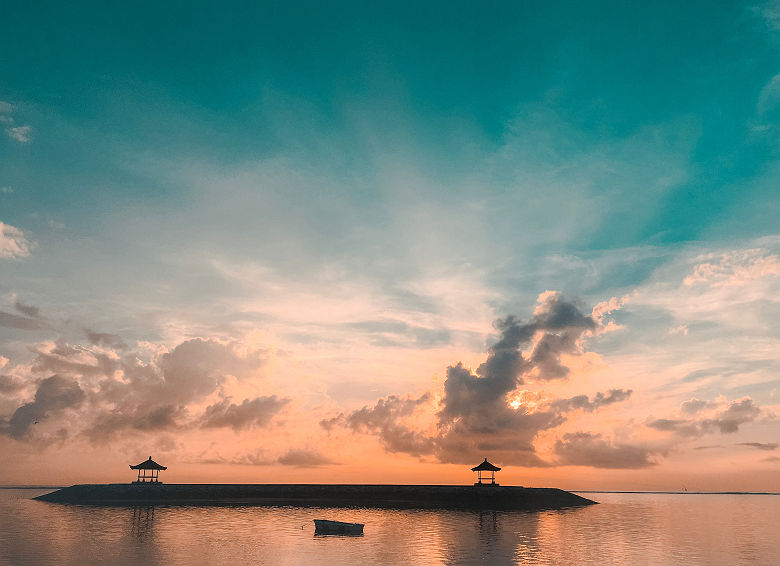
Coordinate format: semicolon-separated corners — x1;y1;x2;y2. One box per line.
129;456;167;470
471;458;501;472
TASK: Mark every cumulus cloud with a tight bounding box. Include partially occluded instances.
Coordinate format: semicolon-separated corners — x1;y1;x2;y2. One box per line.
1;375;85;440
1;335;276;444
704;398;761;433
553;432;659;469
83;405;186;443
322;393;435;456
200;395;290;430
0;221;34;259
434;292;602;464
325;292;634;467
277;449;336;467
157;338;268;404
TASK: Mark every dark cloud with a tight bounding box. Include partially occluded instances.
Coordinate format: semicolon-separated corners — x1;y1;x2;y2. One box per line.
736;442;777;451
554;432;658;469
277;449;337;467
4;336;272;443
1;375;85;439
13;300;40;318
82;405;186;443
702;398;761;434
551;389;632;413
323;294;632;467
323;393;435;456
0;311;47;330
200;396;290;430
84;329;127;350
434;294;600;464
80;339;270;441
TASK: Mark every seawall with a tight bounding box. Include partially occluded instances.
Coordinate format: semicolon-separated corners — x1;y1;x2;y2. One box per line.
35;483;596;510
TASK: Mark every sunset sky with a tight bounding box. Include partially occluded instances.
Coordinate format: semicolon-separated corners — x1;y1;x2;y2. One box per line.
1;1;779;490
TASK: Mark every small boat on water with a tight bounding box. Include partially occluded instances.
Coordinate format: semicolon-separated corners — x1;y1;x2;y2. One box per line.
313;519;364;535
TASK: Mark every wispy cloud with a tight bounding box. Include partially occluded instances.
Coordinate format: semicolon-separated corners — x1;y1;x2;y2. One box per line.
6;125;32;143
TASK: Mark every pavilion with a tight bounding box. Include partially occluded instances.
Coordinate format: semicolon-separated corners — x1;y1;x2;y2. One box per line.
471;457;501;486
130;456;167;483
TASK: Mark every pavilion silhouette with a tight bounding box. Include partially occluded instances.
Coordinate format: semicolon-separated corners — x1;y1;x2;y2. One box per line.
130;456;167;483
471;458;501;486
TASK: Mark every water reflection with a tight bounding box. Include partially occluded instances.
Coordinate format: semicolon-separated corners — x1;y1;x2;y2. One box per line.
2;490;778;565
130;506;155;539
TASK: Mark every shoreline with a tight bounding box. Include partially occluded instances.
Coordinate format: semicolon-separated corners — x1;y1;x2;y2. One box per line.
34;483;596;510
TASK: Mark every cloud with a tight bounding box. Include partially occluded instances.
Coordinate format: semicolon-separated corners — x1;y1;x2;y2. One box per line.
277;449;337;467
1;375;85;440
680;398;715;414
669;325;688;336
84;329;126;350
0;374;26;394
0;311;47;330
648;397;763;437
6;125;32;143
14;300;40;318
2;335;273;444
83;405;186;443
433;292;600;464
737;442;778;451
553;432;658;469
550;389;632;413
683;249;780;288
0;221;34;259
323;393;435;456
155;338;268;404
199;395;290;430
703;398;762;433
325;293;634;467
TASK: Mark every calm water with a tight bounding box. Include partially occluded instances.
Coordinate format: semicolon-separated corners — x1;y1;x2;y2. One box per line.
0;488;778;565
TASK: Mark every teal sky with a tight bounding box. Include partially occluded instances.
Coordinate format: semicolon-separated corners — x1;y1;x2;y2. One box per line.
1;2;779;487
2;1;778;244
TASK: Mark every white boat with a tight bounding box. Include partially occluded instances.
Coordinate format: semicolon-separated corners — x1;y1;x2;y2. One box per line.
313;519;364;535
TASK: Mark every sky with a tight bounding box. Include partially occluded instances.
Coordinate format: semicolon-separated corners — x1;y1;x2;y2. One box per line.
1;1;779;490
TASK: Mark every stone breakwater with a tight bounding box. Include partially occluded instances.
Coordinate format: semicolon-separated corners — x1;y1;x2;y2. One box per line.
35;484;597;510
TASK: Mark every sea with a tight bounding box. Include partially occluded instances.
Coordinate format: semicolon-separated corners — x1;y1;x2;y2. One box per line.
0;488;778;565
